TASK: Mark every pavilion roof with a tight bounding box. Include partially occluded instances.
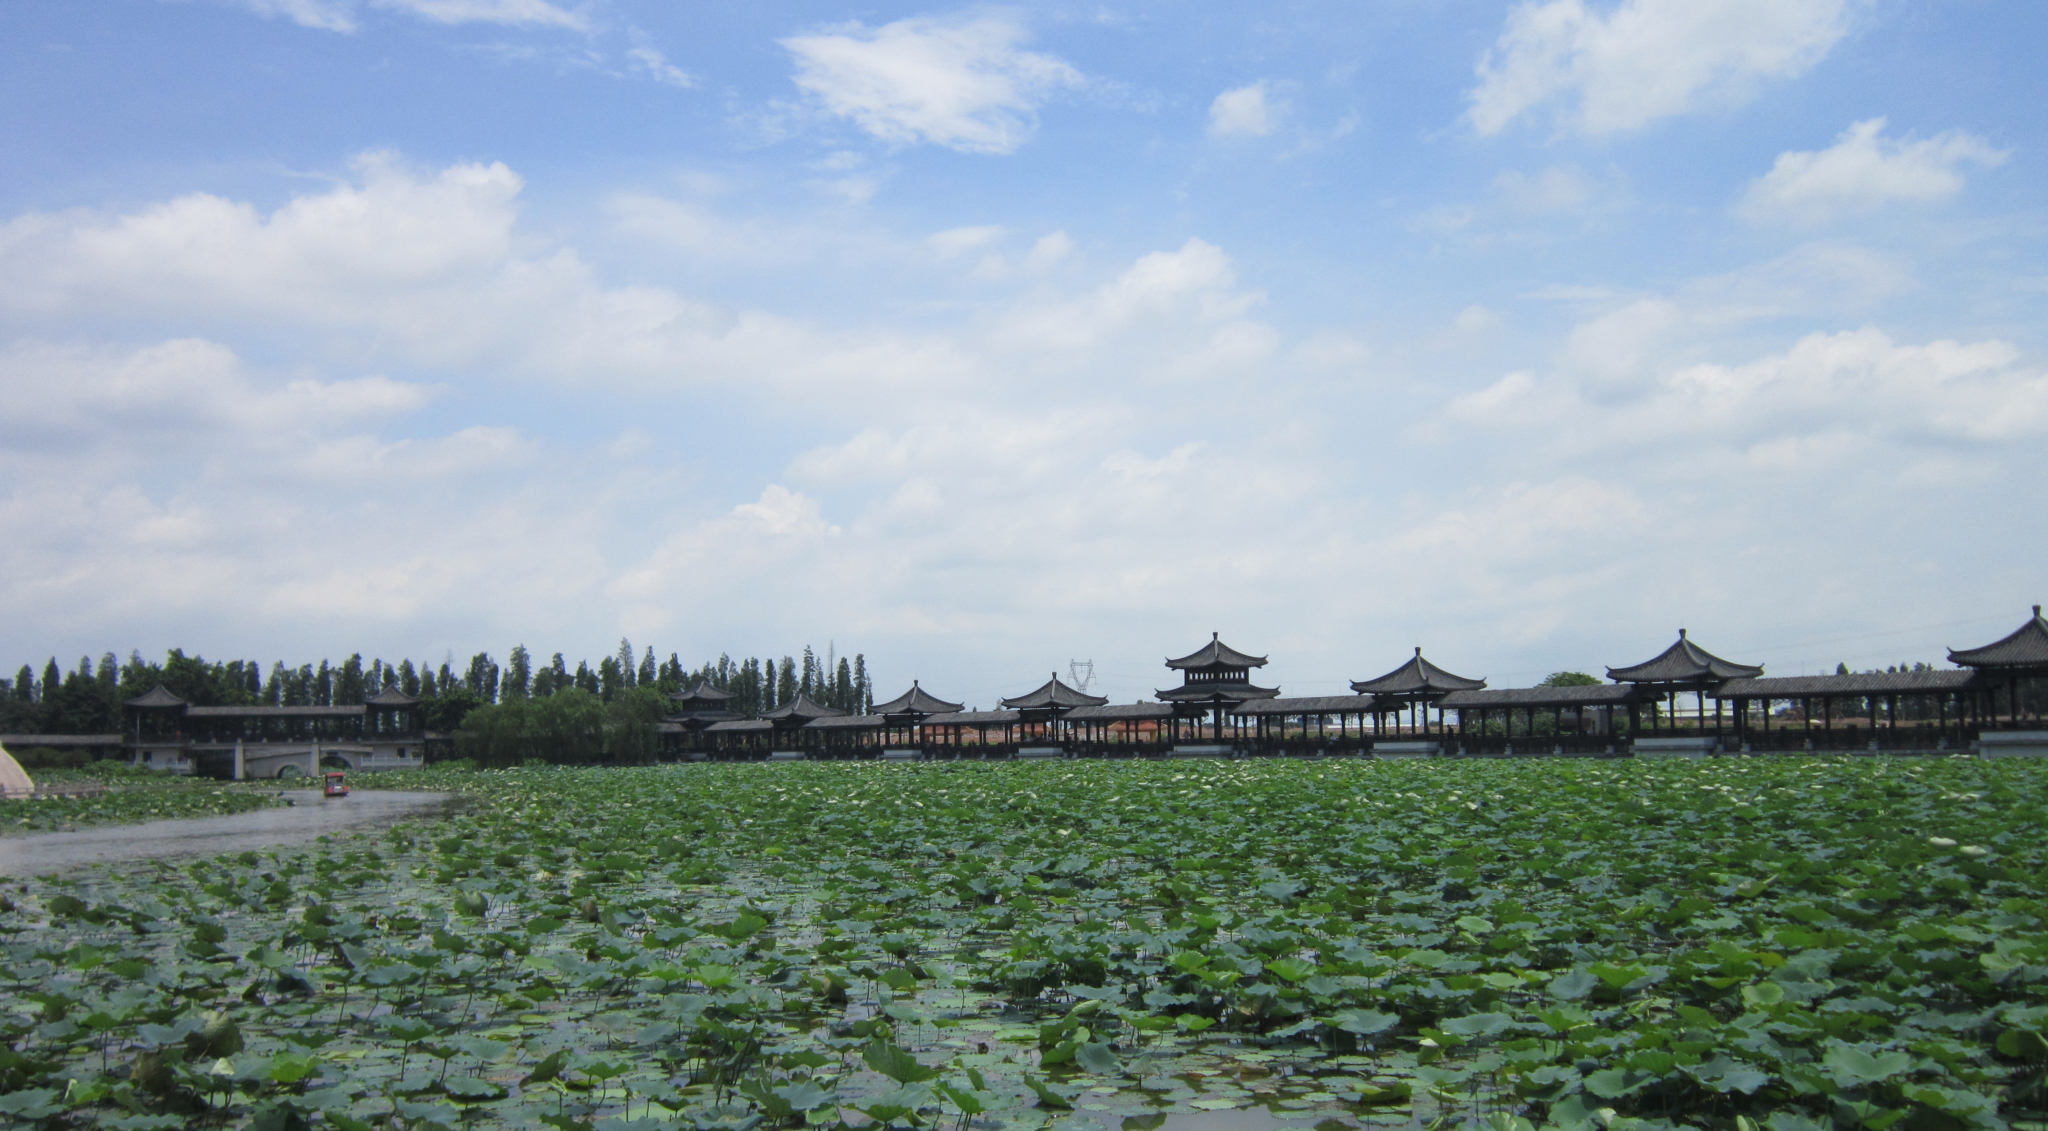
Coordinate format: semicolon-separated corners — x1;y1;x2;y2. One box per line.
1711;670;1978;699
760;694;846;722
803;715;886;731
672;679;738;704
1232;694;1377;716
364;687;418;707
1441;684;1641;709
1065;703;1176;721
126;685;187;709
872;681;965;716
1607;630;1762;684
1;734;126;746
1948;606;2048;669
1350;649;1486;695
704;719;772;733
1156;683;1280;703
922;710;1023;726
1166;633;1268;670
1000;674;1108;710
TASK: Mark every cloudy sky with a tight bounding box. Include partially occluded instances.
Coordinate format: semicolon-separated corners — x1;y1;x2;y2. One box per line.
2;0;2044;706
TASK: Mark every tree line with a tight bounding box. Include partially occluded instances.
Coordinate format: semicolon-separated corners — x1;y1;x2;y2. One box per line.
1;640;875;742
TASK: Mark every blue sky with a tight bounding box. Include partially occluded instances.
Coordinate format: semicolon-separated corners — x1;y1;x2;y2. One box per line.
3;0;2044;707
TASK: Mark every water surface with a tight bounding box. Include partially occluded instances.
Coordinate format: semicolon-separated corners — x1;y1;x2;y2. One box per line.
0;790;456;875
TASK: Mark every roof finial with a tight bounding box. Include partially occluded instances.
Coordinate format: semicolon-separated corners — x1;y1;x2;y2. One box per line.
2035;605;2042;618
1212;631;1219;641
1414;646;1422;656
1679;627;1688;639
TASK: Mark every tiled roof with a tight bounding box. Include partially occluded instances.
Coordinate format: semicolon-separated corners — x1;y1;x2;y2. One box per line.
672;679;738;704
125;685;187;708
921;710;1024;725
1607;631;1762;683
872;681;965;716
1165;633;1268;670
1001;674;1109;710
1065;703;1176;721
1351;649;1486;695
1441;684;1642;709
760;694;846;722
1712;670;1977;698
1233;694;1378;716
1949;607;2048;669
1156;683;1281;703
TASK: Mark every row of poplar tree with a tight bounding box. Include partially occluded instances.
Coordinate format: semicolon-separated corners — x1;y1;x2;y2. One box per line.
0;641;874;737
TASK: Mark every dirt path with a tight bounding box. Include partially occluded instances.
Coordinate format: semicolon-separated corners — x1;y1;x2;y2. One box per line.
0;790;457;876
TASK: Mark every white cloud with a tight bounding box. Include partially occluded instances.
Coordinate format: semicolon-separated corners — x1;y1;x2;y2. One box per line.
781;12;1083;154
0;338;428;447
627;44;697;89
993;238;1265;355
1454;305;1502;334
1024;230;1073;271
0;154;982;403
1492;165;1593;213
6;151;2040;698
211;0;586;31
1451;320;2048;467
371;0;584;29
1739;118;2011;224
1468;0;1850;136
1208;81;1279;138
927;224;1005;257
231;0;357;31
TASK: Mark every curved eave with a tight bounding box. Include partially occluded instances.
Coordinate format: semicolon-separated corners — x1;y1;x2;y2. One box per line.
1154;685;1281;702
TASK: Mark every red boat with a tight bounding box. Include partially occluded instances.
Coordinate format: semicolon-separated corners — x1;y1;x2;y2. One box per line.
322;771;349;798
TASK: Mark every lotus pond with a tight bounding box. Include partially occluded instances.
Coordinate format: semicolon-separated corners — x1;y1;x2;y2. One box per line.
3;756;2046;1131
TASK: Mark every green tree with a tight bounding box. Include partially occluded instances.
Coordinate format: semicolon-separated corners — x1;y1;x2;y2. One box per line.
397;658;419;696
462;653;498;702
336;654;366;704
777;655;798;706
604;686;670;765
637;646;656;688
1539;671;1602;687
424;687;485;735
615;638;637;690
504;645;532;700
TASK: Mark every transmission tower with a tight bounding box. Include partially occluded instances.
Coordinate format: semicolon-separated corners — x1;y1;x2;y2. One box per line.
1068;659;1095;694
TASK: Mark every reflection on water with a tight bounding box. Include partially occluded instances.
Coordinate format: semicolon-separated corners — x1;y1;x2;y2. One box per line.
0;790;457;875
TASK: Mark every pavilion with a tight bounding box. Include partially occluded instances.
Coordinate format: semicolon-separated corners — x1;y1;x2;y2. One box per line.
872;681;964;748
1156;633;1279;743
1949;605;2048;728
670;680;742;730
1350;648;1485;737
1606;630;1762;737
1001;673;1108;744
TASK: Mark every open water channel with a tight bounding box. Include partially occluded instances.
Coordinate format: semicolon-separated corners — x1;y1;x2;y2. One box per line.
0;789;456;876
